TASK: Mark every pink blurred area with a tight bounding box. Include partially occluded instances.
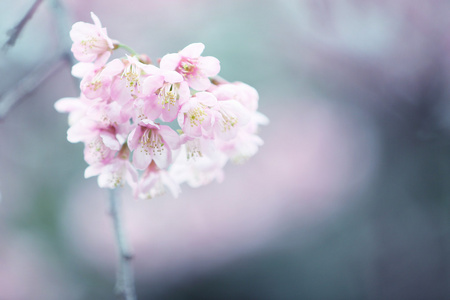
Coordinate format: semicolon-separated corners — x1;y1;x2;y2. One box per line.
60;98;379;287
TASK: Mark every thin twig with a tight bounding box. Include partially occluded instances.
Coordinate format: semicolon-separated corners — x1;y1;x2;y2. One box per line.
0;0;78;122
108;189;137;300
0;54;67;122
115;44;138;56
2;0;44;51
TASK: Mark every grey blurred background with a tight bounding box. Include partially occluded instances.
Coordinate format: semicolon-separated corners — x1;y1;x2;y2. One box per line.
1;0;449;299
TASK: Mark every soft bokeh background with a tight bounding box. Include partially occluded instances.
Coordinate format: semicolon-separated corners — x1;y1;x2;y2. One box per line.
1;0;450;299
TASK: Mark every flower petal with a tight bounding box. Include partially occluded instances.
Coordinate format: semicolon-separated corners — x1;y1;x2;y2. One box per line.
162;70;183;83
103;59;124;76
100;132;121;150
71;62;94;78
54;97;82;113
180;43;205;58
152;144;171;169
160;53;181;70
140;119;159;129
126;161;139;184
159;125;180;149
127;127;140;151
132;145;153;170
160;101;179;123
141;64;161;75
84;164;102;178
198;56;220;77
90;12;102;28
183;118;202;138
143;75;164;95
195;92;217;106
95;51;111;66
187;76;211;91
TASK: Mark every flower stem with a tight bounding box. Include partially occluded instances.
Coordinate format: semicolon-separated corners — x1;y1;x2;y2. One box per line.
109;189;137;300
115;44;138;56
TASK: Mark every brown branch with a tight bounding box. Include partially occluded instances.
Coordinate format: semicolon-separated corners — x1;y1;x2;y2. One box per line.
2;0;44;51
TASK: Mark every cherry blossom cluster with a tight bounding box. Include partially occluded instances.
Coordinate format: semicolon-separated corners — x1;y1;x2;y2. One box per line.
55;12;268;199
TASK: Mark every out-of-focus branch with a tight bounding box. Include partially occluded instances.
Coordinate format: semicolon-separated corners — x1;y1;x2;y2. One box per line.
2;0;44;51
0;0;80;122
48;0;76;65
0;54;67;122
108;189;137;300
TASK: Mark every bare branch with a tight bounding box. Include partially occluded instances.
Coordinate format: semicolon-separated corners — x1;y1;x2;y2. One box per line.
108;189;137;300
2;0;44;51
0;0;80;122
0;54;67;122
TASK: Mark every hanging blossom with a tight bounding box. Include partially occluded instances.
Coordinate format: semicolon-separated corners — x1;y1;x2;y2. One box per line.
55;12;268;199
70;12;117;65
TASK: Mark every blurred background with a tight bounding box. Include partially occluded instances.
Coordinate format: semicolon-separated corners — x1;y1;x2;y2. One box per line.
1;0;450;299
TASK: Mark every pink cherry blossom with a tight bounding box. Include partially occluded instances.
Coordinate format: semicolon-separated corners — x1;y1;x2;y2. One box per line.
83;135;117;165
80;59;124;100
65;100;130;166
177;92;217;138
141;66;189;122
57;12;267;195
54;94;90;126
132;162;180;199
127;119;180;170
85;154;138;189
160;43;220;91
67;117;123;165
216;128;263;164
119;97;147;125
211;99;251;141
180;134;217;160
85;100;127;129
211;81;260;111
216;111;269;163
70;12;116;65
116;55;154;96
169;145;228;188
